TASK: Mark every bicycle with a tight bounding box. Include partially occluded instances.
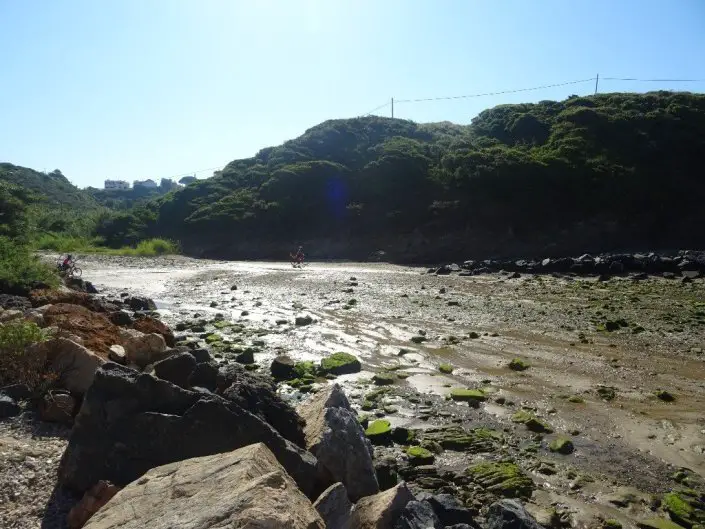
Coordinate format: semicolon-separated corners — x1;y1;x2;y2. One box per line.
58;261;82;278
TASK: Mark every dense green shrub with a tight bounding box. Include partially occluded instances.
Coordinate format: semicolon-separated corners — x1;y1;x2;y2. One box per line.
0;321;50;389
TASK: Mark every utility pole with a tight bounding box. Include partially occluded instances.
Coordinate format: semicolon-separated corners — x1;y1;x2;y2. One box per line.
391;97;394;118
594;73;599;95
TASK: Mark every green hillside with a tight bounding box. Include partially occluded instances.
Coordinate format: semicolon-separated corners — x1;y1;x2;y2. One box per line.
0;164;97;209
120;91;704;260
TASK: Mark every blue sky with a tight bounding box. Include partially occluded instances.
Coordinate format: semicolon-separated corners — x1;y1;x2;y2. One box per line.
1;0;704;188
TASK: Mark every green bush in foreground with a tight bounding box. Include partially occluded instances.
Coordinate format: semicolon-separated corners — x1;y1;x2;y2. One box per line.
0;237;59;291
0;321;51;389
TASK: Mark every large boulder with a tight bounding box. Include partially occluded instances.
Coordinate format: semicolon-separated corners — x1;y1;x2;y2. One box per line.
58;364;318;498
132;316;175;347
119;329;169;368
153;352;196;389
486;500;545;529
83;443;324;529
125;296;157;312
41;338;106;395
314;482;353;529
393;501;442;529
298;384;378;501
350;482;415;529
43;304;122;356
217;363;306;447
271;355;297;381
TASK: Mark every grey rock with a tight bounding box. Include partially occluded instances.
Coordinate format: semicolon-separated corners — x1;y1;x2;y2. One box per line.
417;494;478;527
486;499;545;529
314;482;352;529
58;363;318;498
393;501;442;529
153;352;197;389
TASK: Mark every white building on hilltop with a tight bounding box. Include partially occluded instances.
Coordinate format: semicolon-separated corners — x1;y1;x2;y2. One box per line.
133;179;158;188
104;179;130;190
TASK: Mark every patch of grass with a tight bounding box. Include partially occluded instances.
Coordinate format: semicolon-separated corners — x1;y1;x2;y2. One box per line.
0;237;59;291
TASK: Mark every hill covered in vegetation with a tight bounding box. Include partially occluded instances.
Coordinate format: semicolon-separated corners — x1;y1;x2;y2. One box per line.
5;91;705;262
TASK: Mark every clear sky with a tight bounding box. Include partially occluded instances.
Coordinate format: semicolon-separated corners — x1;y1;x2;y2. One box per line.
1;0;704;188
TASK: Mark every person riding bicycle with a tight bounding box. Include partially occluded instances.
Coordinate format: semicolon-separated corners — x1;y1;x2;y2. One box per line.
59;254;74;272
293;246;304;264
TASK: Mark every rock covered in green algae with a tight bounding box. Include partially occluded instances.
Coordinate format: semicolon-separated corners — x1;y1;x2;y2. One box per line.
406;446;435;465
508;358;530;371
466;461;534;499
663;490;705;528
372;372;396;385
422;426;501;453
637;518;689;529
450;388;487;402
438;363;454;374
365;419;392;444
549;438;575;454
320;352;361;375
511;410;553;433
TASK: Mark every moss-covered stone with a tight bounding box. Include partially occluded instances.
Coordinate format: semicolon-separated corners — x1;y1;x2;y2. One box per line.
511;410;553;433
439;363;454;374
656;390;676;402
549;438;575;454
373;373;395;385
568;395;585;403
365;419;392;445
597;386;617;401
320;352;361;375
508;358;530;371
604;520;623;529
407;446;435;465
663;491;704;528
637;518;688;529
205;333;221;344
422;426;501;453
466;461;535;499
450;388;487;402
293;360;317;378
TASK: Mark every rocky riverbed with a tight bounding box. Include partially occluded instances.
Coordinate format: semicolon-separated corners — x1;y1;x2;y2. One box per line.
2;254;704;529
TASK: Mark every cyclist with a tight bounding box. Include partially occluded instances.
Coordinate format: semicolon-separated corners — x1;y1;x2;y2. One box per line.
59;254;74;273
293;246;304;265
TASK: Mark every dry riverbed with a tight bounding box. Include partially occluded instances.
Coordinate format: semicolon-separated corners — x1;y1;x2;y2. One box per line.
5;254;705;528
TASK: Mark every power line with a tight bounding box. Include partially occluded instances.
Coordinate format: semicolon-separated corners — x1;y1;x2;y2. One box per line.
602;77;705;82
360;101;391;116
394;78;596;104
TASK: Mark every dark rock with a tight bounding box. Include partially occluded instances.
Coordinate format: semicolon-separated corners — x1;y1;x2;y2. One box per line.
295;315;314;326
234;348;255;365
0;384;31;401
125;296;157;312
419;493;478;527
509;272;521;279
435;266;452;276
190;348;212;364
375;456;400;491
109;310;133;326
683;270;701;279
313;482;352;529
58;364;318;498
486;499;544;529
631;272;649;281
0;294;31;311
153;352;197;389
394;500;442;529
0;394;21;418
188;361;219;391
39;390;76;424
609;261;625;274
270;355;296;381
217;363;306;447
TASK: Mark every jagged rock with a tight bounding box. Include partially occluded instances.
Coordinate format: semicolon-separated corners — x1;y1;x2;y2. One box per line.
190;348;211;363
350;482;415;529
417;493;478;527
0;394;21;418
271;355;297;380
0;294;31;311
296;315;314;326
153;352;197;388
39;390;76;424
108;345;127;365
120;329;169;368
314;482;352;529
298;384;378;501
218;362;306;447
42;338;106;394
82;443;324;529
132;316;175;347
109;310;133;327
58;364;318;498
43;304;122;356
393;501;442;529
466;462;534;499
0;383;31;401
125;296;157;312
188;361;218;391
67;480;120;529
486;499;544;529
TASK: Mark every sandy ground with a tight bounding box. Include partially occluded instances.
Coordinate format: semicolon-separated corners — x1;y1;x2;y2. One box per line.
5;254;703;528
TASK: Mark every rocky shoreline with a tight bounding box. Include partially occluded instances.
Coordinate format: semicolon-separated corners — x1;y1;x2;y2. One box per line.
1;264;704;529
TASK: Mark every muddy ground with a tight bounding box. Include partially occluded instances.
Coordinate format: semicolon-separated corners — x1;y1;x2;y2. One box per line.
12;255;705;529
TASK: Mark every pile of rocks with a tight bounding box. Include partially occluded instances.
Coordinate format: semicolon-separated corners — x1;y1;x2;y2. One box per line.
430;250;705;279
